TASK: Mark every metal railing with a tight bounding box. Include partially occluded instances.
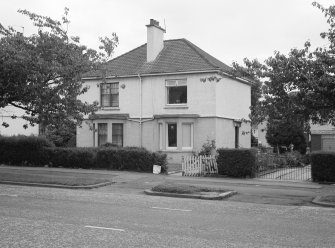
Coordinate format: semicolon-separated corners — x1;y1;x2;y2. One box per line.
254;153;311;181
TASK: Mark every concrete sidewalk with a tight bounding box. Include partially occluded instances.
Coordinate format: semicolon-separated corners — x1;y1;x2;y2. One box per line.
0;164;321;189
1;165;334;207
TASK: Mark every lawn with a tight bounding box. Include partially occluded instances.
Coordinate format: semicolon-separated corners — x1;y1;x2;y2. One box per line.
0;168;114;186
152;183;228;194
321;195;335;203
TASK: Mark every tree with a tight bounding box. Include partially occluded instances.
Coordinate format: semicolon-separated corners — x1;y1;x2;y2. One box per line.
233;2;335;134
44;121;76;147
265;116;307;154
0;8;118;129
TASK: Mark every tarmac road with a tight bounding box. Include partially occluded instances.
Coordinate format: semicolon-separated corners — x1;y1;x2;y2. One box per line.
1;184;335;248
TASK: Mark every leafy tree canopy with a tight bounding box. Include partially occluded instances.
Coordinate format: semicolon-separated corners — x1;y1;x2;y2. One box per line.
231;2;335;130
0;8;118;129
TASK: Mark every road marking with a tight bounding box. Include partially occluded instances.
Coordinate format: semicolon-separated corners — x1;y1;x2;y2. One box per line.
151;207;192;212
0;194;18;197
85;225;125;232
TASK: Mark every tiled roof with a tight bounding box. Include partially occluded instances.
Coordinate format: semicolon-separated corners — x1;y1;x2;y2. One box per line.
83;39;233;78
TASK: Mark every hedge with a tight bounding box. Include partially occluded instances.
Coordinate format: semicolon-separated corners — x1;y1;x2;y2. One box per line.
95;147;167;172
0;136;167;173
311;152;335;182
0;135;54;166
217;148;257;178
45;147;99;169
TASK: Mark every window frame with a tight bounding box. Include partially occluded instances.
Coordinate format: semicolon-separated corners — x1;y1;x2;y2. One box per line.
159;123;163;150
100;82;119;108
181;123;194;150
166;123;178;150
165;79;187;106
112;123;123;147
98;123;108;146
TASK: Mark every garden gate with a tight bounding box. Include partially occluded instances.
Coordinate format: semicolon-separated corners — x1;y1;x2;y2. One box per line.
182;155;218;176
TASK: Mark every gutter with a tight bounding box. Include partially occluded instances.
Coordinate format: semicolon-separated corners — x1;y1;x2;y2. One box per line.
82;69;220;80
82;69;252;85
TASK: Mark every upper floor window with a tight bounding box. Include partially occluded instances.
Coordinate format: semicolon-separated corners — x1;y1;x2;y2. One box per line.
166;79;187;105
101;82;119;107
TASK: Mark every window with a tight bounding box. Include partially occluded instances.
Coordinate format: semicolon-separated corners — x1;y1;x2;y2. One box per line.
112;123;123;147
166;79;187;104
98;123;108;146
167;123;177;148
101;83;119;107
182;123;193;149
235;126;239;148
159;123;163;150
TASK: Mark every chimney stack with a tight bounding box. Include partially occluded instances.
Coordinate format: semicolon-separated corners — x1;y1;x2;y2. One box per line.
146;19;165;62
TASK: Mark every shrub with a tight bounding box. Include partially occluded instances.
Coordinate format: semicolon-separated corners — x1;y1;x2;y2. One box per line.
217;148;257;178
0;135;54;166
0;136;168;173
311;152;335;182
45;147;98;169
95;147;168;172
198;139;216;156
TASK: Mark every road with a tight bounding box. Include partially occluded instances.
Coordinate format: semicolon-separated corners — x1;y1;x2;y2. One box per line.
0;184;334;248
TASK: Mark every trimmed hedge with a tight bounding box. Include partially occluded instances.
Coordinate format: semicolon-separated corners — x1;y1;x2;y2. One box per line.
0;136;167;173
311;152;335;182
45;147;98;169
0;135;54;166
217;148;257;178
95;147;167;172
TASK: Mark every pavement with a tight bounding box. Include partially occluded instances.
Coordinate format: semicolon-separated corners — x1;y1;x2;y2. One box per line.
0;165;334;208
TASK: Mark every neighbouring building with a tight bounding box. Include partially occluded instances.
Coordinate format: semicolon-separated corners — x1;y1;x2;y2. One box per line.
310;123;335;152
252;121;271;147
77;19;252;164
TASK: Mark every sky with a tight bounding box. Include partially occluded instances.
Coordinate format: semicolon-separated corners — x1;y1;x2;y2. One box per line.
1;0;334;66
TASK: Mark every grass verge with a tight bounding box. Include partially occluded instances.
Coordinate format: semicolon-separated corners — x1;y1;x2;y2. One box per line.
152;183;227;194
320;195;335;203
0;170;113;186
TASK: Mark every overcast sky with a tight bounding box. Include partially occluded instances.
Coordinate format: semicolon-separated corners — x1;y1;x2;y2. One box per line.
1;0;334;66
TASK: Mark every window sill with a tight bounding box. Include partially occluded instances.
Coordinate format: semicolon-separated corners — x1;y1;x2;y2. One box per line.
164;105;188;109
100;107;120;111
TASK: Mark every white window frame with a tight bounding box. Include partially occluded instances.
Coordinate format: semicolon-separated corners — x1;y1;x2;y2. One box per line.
166;123;178;150
182;123;194;150
100;82;119;108
159;123;163;150
112;123;123;147
165;79;187;106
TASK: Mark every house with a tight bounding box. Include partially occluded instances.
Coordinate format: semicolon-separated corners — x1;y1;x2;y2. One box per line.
252;121;271;147
310;123;335;152
77;19;252;164
0;106;39;136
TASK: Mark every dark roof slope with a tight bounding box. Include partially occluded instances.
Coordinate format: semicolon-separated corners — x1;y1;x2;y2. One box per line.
83;39;233;78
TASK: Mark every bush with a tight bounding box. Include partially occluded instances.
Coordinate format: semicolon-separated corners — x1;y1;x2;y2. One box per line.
311;152;335;182
198;139;216;156
0;135;168;173
45;147;98;169
0;135;54;166
95;147;167;172
217;148;257;178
